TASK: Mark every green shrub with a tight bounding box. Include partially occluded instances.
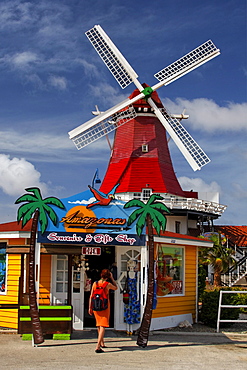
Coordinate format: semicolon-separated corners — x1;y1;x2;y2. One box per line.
198;264;207;302
228;287;247;313
201;288;241;328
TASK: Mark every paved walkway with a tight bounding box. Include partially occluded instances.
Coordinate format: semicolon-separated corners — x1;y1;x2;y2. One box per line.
1;330;247;369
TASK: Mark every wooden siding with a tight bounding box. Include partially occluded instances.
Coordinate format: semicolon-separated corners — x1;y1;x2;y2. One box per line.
39;255;51;305
0;254;21;329
8;238;28;245
153;245;197;321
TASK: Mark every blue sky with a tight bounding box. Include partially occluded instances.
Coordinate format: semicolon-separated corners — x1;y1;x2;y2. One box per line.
0;0;246;225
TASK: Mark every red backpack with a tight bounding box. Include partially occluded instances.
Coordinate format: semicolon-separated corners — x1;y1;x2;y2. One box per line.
91;281;108;311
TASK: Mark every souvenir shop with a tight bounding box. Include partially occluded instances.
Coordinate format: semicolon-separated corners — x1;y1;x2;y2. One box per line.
0;188;212;336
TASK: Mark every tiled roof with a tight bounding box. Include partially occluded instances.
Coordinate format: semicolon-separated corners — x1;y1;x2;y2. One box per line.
215;225;247;247
0;220;32;232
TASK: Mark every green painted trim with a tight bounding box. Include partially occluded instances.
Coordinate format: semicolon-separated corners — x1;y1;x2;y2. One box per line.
20;306;72;310
40;317;72;321
20;317;71;321
39;306;72;309
22;334;32;340
141;86;153;99
53;334;70;340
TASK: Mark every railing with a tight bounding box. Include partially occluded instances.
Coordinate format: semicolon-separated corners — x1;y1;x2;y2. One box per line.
222;255;247;287
116;193;227;216
217;290;247;332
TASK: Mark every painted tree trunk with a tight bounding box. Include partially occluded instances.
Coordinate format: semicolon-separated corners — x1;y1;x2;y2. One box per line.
136;214;154;347
29;209;44;345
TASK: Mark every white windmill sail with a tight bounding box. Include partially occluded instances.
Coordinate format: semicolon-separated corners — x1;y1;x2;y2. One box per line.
69;25;220;170
69;104;137;149
153;40;220;89
147;98;210;171
85;25;139;89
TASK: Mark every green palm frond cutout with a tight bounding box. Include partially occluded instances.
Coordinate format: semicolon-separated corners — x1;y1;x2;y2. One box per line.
15;187;66;234
15;194;37;204
124;194;170;236
126;208;144;226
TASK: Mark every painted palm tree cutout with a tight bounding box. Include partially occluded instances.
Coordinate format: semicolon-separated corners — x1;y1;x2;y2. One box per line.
124;194;170;236
124;194;170;347
15;187;65;346
16;187;65;234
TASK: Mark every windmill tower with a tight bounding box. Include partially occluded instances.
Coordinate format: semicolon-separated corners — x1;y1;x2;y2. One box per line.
69;25;221;210
99;85;186;197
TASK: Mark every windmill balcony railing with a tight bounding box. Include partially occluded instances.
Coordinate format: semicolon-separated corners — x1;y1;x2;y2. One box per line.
117;193;227;216
161;197;226;215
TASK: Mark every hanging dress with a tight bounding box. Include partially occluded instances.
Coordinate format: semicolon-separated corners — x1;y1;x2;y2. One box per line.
124;272;140;325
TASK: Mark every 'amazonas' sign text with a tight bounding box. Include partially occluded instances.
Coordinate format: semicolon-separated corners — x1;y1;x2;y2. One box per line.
61;211;126;228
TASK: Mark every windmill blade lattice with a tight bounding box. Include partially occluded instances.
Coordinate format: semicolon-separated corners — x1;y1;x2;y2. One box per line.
153;40;219;87
159;107;210;170
71;105;137;150
86;25;139;89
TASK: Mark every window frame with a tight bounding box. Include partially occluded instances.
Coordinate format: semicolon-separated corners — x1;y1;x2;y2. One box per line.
0;242;7;295
155;243;185;297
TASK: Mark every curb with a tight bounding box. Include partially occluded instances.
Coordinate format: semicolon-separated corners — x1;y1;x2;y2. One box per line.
0;330;17;334
151;330;247;337
1;329;246;338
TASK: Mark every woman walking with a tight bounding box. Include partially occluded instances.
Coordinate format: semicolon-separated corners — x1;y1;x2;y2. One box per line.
89;269;118;353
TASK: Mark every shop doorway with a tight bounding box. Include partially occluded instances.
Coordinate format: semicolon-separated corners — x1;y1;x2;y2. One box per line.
51;247;116;330
83;246;116;328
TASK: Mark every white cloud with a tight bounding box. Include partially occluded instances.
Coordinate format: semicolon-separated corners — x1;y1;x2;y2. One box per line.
25;73;45;89
231;183;247;200
0;130;72;154
77;58;99;78
48;75;67;90
163;98;247;132
0;126;110;165
89;82;127;106
0;1;35;30
0;154;47;196
7;51;40;70
68;197;95;205
178;176;221;193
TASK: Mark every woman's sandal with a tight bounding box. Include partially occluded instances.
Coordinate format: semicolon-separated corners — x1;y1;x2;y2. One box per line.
95;348;104;353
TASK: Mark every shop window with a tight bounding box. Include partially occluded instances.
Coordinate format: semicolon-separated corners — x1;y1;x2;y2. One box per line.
142;188;152;201
0;243;7;294
56;255;68;293
156;244;184;296
175;221;181;234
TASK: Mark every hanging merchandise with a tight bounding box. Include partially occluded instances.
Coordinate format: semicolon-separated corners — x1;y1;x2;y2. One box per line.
124;260;140;326
84;273;92;292
156;245;172;296
122;274;130;305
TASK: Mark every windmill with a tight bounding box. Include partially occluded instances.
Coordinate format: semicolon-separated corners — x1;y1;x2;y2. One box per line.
68;25;220;194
